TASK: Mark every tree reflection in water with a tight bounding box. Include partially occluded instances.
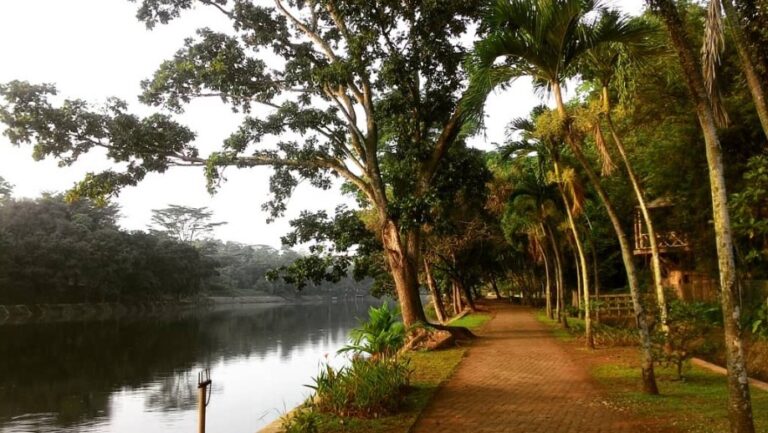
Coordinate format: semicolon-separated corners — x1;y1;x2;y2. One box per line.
0;299;382;432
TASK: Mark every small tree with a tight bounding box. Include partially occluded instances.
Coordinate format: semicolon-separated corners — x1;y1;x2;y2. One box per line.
149;204;226;243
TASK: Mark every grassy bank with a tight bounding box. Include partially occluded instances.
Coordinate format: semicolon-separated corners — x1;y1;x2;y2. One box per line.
595;363;768;433
448;312;492;329
536;310;768;432
279;312;491;433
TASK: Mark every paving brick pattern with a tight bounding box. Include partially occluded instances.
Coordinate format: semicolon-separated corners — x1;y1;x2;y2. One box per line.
411;303;655;433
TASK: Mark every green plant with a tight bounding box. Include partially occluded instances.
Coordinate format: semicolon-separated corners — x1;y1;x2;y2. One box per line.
654;301;720;379
339;302;405;359
309;357;411;418
750;300;768;339
280;407;319;433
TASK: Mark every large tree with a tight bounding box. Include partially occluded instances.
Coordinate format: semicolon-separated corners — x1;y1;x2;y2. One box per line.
0;0;480;326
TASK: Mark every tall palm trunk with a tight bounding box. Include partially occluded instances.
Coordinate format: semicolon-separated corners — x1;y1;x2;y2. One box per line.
552;81;658;394
591;240;601;324
720;0;768;139
545;222;569;328
602;87;670;334
555;161;594;348
424;257;447;324
649;0;754;429
541;223;554;319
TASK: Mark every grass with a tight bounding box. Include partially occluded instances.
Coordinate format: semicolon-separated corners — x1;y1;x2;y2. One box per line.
448;312;492;329
593;363;768;433
535;311;576;342
536;309;768;432
302;348;467;433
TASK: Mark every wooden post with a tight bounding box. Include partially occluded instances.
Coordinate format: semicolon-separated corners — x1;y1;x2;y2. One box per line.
198;369;212;433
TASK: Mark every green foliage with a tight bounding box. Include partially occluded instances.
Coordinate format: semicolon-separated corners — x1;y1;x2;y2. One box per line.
731;152;768;275
654;301;721;379
0;195;217;303
749;301;768;339
280;407;320;433
309;357;411;419
339;303;405;359
0;176;12;203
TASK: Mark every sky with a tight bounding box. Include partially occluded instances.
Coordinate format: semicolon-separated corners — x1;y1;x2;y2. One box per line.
0;0;646;248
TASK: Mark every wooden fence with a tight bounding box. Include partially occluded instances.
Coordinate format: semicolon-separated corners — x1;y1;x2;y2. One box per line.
591;294;635;319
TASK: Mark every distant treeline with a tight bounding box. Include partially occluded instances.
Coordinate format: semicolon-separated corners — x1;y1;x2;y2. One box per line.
0;194;365;304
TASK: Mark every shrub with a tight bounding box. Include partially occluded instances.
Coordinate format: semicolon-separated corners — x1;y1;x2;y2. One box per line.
339;302;405;359
654;300;719;379
749;300;768;339
280;407;319;433
309;357;411;418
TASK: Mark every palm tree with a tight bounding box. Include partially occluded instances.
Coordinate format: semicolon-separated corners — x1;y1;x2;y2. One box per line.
646;0;755;430
467;0;659;394
578;16;671;336
703;0;768;139
504;113;594;345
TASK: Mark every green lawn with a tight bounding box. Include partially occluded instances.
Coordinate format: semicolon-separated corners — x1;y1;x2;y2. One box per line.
594;363;768;433
449;312;492;329
537;309;768;432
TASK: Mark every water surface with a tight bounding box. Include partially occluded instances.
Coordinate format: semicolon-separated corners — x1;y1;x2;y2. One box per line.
0;299;382;433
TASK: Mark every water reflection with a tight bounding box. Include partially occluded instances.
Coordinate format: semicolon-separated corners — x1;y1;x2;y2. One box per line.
0;299;382;433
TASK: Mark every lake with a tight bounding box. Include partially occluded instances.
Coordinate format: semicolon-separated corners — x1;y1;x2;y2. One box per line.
0;299;385;433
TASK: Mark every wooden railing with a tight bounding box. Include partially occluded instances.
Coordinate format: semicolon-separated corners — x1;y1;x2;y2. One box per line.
591;294;635;318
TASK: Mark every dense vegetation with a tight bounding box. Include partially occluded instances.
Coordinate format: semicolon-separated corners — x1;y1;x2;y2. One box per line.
3;0;768;431
0;191;365;304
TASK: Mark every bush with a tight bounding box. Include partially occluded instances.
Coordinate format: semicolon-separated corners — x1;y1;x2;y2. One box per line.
749;300;768;339
309;357;411;418
280;407;319;433
339;302;405;359
654;300;719;379
567;320;639;347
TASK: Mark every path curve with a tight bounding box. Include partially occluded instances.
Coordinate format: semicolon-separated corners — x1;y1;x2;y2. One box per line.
412;302;657;433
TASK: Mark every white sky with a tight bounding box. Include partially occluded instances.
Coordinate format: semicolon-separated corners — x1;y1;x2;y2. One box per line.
0;0;645;247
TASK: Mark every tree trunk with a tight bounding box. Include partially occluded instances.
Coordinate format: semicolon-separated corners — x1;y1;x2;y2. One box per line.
381;220;427;327
541;224;554;319
603;91;669;334
556;161;594;348
552;81;657;393
545;222;568;328
490;275;503;300
649;0;754;428
423;258;447;324
458;278;477;312
452;280;463;316
721;0;768;140
591;240;601;325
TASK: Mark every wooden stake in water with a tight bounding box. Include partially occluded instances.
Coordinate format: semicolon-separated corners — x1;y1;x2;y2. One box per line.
197;368;212;433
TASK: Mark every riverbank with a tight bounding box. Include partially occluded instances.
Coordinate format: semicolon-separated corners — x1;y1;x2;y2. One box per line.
260;310;493;433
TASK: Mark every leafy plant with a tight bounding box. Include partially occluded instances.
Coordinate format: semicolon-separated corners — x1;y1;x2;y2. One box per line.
654;301;720;380
750;300;768;339
339;302;406;359
308;357;411;418
280;407;319;433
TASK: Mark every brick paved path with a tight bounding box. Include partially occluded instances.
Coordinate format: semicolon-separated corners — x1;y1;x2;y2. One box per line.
412;303;655;433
